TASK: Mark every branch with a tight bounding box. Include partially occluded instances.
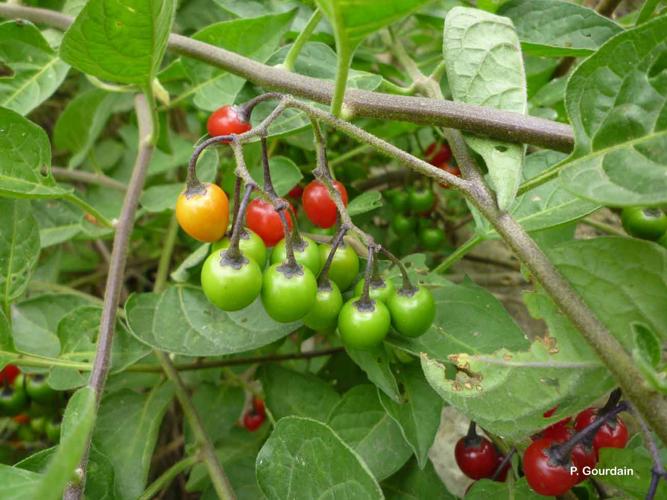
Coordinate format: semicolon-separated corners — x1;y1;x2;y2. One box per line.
63;94;155;500
0;3;574;153
52;166;126;191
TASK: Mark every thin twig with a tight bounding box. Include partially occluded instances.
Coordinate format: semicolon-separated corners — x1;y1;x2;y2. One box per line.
52;166;126;191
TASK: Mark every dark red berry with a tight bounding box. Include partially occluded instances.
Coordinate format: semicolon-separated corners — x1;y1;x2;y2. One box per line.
288;185;303;199
207;105;251;139
541;423;573;442
252;397;265;416
523;438;578;496
243;410;265;432
454;435;499;480
0;365;19;385
571;442;597;483
574;408;628;453
302;180;348;229
425;142;452;167
493;454;511;482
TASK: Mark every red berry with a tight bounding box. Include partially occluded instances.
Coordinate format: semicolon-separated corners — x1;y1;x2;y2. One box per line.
454;435;499;480
288;185;303;199
207;105;251;139
543;406;558;418
425;143;452;167
541;423;573;442
245;198;293;247
253;397;265;416
243;410;265;432
438;163;462;188
523;438;578;496
302;180;348;229
493;454;511;482
574;408;629;453
571;442;597;483
0;365;20;385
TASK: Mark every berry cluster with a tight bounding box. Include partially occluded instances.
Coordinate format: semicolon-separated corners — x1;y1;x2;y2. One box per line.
458;391;629;497
0;365;62;446
176;103;436;350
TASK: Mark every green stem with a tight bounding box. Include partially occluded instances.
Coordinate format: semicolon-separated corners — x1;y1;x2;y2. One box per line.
155;351;236;500
637;0;662;24
283;9;322;71
330;43;352;117
378;79;415;96
329;144;372;167
581;217;626;237
63;192;114;228
154;214;179;292
433;235;483;273
138;454;199;500
516;161;564;195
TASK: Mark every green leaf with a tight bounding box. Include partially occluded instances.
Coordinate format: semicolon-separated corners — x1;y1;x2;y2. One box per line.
256;416;383;499
49;306;150;390
170;244;209;283
388;281;529;362
181;11;297;110
249;155;303;197
0;199;40;305
260;364;340;421
0;108;68;198
348;191;383;217
11;293;91;359
0;21;70;115
633;322;662;367
328;385;412;480
0;465;41;499
378;364;442;468
549;237;667;346
32;387;96;500
139;183;182;213
596;442;667;499
498;0;622;57
315;0;430;50
60;0;176;84
32;200;83;248
443;7;527;210
421;291;614;440
53;89;126;168
125;286;298;356
382;459;454;499
487;150;599;235
0;308;13;370
185;383;245;447
92;384;174;500
346;345;401;402
466;478;542;499
561;16;667;206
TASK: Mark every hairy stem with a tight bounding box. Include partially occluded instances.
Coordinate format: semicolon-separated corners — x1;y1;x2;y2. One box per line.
0;4;574;152
52;167;126;191
64;94;155;500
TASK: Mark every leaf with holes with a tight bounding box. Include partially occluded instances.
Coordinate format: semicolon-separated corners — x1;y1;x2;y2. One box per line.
561;16;667;206
444;7;527;210
0;199;40;306
125;286;298;356
498;0;622;57
0;108;68;198
60;0;175;84
421;290;614;440
0;21;70;115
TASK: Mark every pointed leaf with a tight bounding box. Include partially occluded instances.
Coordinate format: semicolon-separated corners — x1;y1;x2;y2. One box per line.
561;16;667;206
60;0;175;84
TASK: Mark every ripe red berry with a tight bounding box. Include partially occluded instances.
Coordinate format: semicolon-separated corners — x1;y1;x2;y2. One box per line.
0;365;20;385
523;438;578;496
574;408;629;453
302;180;348;229
252;397;265;416
243;410;265;432
288;185;303;199
245;198;293;247
438;163;462;188
454;435;499;480
425;142;452;167
493;454;511;482
207;105;251;138
571;442;597;483
541;423;573;442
